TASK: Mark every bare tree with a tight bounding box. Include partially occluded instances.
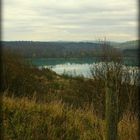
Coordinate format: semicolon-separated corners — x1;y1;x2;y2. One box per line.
91;39;123;140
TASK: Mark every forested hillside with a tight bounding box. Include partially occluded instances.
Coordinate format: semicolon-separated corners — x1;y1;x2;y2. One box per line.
2;41;101;58
2;40;139;58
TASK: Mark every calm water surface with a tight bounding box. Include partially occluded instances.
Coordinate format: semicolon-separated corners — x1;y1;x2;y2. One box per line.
45;63;93;78
27;58;139;78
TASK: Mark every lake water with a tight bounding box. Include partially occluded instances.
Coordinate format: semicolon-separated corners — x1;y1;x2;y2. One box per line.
28;58;98;78
27;58;139;78
44;63;93;78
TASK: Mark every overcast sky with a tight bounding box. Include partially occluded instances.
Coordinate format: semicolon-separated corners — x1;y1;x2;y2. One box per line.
2;0;138;42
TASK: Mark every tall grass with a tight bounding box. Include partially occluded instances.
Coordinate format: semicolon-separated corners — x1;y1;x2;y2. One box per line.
2;94;138;140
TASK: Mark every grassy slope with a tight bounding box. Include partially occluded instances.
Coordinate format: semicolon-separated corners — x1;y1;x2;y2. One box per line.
3;95;138;140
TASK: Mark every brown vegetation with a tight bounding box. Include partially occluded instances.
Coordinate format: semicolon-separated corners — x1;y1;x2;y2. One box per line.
1;50;139;139
2;95;139;140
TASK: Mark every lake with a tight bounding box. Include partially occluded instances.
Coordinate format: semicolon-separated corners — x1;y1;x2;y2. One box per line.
27;58;139;78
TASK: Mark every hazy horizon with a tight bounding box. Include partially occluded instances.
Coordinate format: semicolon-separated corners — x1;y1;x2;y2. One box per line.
2;0;138;42
2;38;139;43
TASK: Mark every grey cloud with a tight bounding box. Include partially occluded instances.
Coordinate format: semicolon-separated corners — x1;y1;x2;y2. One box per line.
3;0;138;41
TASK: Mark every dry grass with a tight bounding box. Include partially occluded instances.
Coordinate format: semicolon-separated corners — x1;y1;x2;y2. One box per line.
2;95;139;140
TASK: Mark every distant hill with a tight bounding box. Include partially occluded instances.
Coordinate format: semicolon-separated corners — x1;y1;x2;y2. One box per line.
112;40;139;50
2;41;103;58
2;40;139;58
